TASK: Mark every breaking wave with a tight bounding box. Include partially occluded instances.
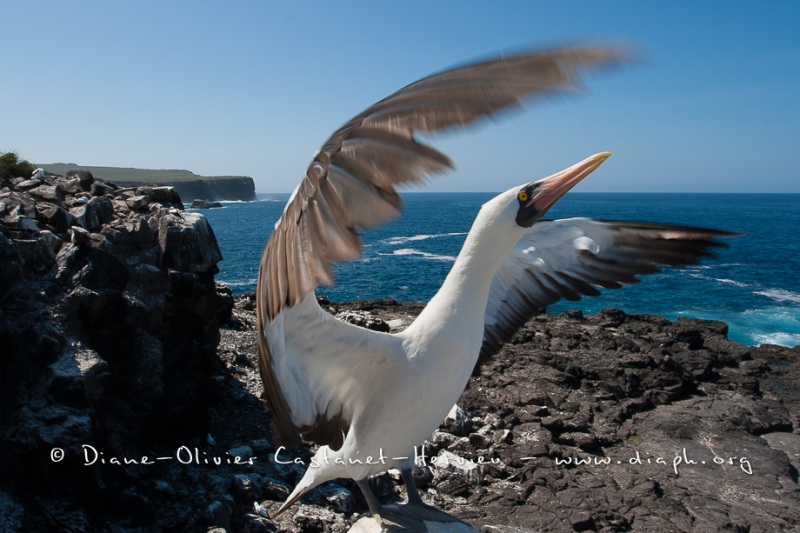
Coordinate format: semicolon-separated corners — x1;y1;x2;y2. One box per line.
754;289;800;304
382;232;467;246
380;248;457;262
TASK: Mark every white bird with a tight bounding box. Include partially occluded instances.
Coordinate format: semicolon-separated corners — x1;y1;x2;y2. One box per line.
256;45;734;530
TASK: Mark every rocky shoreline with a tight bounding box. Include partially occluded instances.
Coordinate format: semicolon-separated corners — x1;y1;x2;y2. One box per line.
1;168;799;532
215;296;800;533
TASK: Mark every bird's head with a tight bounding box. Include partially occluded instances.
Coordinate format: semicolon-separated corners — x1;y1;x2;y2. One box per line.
484;152;612;231
514;152;612;227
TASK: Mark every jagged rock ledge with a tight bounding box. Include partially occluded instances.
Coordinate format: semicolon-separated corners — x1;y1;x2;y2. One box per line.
0;169;233;531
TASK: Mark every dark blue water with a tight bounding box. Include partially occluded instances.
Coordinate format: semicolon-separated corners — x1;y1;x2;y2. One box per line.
198;193;800;348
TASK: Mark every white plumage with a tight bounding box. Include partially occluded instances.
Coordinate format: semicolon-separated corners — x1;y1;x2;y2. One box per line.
255;45;734;528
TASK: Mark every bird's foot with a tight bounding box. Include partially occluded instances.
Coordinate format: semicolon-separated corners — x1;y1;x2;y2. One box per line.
374;503;466;532
357;476;469;531
396;501;462;523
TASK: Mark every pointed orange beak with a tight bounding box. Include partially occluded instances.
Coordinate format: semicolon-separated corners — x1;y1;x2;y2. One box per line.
529;152;612;212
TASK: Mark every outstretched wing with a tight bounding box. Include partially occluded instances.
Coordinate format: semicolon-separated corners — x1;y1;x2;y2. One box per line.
257;45;631;324
480;218;739;359
256;45;632;448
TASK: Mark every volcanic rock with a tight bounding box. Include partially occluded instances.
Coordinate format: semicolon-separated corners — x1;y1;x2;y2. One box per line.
65;169;95;191
245;298;799;533
0;167;232;532
191;199;224;209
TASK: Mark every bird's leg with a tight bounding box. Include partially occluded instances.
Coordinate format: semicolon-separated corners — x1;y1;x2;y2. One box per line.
398;468;462;523
356;478;424;532
356;479;385;516
400;468;424;506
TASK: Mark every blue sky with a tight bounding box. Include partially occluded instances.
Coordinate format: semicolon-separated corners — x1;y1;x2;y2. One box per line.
2;1;798;193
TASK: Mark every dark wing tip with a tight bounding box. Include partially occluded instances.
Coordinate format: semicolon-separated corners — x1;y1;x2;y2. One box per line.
479;219;738;361
599;220;742;236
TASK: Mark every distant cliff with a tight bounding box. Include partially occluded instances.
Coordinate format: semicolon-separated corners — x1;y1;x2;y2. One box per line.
145;177;255;202
39;164;257;202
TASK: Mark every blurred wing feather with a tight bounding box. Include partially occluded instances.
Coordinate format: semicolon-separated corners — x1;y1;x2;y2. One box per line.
258;44;632;322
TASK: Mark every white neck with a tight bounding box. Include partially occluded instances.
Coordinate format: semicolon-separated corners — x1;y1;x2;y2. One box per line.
407;205;520;341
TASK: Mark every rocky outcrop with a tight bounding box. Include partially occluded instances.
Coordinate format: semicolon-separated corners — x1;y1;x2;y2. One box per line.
191;199;224;209
0;169;232;531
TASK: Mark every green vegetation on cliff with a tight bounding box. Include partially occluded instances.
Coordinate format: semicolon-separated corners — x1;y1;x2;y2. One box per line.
0;152;35;181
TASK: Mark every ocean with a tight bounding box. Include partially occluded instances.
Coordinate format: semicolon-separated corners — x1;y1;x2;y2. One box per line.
197;193;800;348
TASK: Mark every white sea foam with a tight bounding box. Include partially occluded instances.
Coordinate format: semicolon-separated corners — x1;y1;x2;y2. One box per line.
684;271;751;289
186;205;226;210
223;279;258;287
754;289;800;304
383;248;457;262
740;307;800;347
714;278;749;288
673;305;800;348
187;198;282;208
383;232;467;246
742;307;800;320
751;332;800;347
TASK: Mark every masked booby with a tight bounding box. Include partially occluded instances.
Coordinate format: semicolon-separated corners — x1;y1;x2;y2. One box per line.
255;45;735;530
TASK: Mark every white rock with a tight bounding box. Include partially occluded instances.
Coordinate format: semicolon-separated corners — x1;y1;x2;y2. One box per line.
432;450;484;486
386;318;406;330
326;488;355;513
347;513;478;532
443;404;471;436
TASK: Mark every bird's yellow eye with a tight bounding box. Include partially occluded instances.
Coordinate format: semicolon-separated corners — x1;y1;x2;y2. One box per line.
518;191;529;202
